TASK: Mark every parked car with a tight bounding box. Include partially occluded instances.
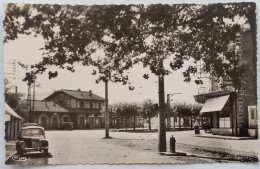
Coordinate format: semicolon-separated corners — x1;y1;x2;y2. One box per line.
16;126;49;156
22;123;38;128
61;122;74;130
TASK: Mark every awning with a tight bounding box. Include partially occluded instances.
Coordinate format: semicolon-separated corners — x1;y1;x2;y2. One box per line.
5;102;22;121
200;95;230;115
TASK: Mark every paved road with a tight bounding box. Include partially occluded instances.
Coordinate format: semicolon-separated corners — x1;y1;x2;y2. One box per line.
6;130;258;165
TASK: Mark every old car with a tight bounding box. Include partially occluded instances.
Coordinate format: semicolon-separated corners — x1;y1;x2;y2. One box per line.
16;126;49;155
22;123;38;128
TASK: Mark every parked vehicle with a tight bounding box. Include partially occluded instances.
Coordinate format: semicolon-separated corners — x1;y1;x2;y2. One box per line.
22;123;38;128
61;122;74;130
16;126;49;156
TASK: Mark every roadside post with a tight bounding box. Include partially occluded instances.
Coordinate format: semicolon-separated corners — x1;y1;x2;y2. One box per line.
170;135;176;153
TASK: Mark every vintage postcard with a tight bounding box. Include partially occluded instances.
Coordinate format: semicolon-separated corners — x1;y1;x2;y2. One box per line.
3;1;258;165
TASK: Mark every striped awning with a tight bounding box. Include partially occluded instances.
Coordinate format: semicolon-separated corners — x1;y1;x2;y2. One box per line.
200;95;230;115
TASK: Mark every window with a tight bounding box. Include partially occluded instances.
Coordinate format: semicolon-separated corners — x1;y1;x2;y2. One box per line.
219;117;230;128
251;110;255;119
99;103;101;109
90;102;93;109
80;101;84;108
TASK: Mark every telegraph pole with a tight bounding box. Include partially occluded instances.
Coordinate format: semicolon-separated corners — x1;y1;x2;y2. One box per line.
158;59;166;152
105;81;109;138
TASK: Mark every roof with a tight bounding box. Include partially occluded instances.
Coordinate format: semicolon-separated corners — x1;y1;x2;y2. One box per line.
33;100;68;113
5;102;22;120
45;89;105;101
194;91;235;104
21;126;44;130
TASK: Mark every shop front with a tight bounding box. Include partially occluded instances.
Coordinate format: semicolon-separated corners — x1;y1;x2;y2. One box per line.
195;91;236;136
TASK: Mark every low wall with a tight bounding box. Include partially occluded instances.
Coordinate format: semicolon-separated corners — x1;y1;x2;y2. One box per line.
248;129;258;138
212;128;233;136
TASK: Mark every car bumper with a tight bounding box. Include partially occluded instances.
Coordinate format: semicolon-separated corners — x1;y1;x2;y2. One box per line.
22;146;48;152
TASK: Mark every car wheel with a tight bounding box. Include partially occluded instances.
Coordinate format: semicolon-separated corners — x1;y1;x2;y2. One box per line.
17;149;24;156
44;149;48;155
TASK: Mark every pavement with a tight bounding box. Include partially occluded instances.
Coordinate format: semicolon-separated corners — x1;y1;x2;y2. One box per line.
5;129;259;165
5;140;16;162
195;132;255;140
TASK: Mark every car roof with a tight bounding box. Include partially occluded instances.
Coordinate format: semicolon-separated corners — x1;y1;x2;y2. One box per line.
22;123;38;125
21;126;44;130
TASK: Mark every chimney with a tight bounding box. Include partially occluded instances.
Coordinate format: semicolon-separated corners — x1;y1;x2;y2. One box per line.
77;88;81;91
89;90;92;96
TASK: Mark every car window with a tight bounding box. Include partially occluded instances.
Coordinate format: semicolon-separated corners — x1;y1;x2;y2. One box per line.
21;128;43;136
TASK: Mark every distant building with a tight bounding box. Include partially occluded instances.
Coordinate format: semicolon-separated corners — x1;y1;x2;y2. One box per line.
194;30;258;137
31;89;105;129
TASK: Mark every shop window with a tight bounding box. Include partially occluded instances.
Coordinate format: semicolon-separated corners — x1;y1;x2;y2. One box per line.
251;110;255;119
219;117;230;128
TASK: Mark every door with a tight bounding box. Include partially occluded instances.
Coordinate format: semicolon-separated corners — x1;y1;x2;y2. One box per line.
53;116;58;128
41;117;47;128
79;117;85;128
248;106;257;128
89;117;94;128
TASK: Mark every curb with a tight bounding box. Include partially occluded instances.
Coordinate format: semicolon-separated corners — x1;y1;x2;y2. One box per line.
195;135;255;140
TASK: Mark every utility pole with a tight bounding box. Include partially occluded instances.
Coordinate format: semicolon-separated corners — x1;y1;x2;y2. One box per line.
158;59;166;152
26;84;32;122
105;81;109;138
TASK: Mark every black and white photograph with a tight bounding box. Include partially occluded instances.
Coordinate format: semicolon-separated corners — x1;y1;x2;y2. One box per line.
2;0;259;165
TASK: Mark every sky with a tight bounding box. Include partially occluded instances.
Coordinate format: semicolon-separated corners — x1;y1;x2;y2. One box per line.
4;33;204;104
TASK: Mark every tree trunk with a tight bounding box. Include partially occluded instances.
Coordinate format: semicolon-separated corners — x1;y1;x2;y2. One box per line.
148;117;151;131
190;115;193;129
179;116;181;129
125;117;128;131
133;116;136;131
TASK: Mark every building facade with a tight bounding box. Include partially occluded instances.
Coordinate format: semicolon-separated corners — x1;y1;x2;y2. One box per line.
194;30;258;137
31;89;105;129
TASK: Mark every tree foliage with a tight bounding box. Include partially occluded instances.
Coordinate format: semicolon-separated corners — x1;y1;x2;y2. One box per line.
170;102;202;117
4;78;28;118
4;3;256;90
115;102;140;118
140;99;157;119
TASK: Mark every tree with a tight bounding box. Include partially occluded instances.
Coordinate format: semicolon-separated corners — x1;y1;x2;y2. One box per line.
3;3;256;88
4;78;28;118
114;102;139;130
140;99;157;131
